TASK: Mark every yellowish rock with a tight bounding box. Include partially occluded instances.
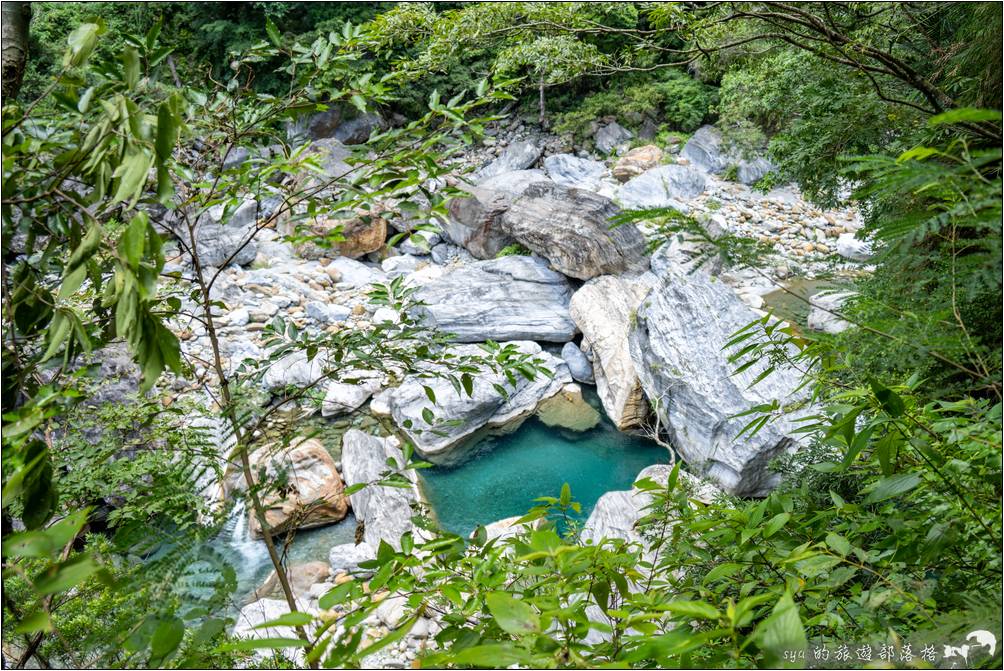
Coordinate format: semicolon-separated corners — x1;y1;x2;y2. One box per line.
536;383;601;432
612;144;664;182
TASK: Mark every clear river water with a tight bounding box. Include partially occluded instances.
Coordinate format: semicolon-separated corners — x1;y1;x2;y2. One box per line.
420;388;669;536
222;388;668;601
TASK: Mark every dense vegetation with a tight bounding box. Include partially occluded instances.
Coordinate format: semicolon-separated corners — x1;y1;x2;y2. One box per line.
2;2;1000;668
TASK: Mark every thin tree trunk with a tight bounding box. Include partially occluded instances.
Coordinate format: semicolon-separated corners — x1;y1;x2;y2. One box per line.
1;1;32;100
166;53;182;88
538;74;546;127
185;217;316;666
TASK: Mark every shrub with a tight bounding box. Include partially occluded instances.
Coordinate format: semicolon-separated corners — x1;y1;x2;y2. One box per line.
553;68;715;145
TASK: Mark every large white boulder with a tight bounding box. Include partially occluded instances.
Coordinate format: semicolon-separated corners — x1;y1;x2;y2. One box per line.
616;164;707;210
569;274;655;429
629;270;813;496
806;291;855;334
835;232;874;261
384;341;571;463
340;430;419;549
413;256;578;342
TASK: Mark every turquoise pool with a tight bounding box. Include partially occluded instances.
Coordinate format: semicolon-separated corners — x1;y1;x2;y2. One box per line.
420;389;670;536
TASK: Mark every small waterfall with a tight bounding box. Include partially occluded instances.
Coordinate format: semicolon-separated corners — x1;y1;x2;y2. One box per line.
219;501;272;600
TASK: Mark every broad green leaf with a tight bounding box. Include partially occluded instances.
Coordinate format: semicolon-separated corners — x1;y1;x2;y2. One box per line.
155;101;179;160
862;472;922;504
14;610;53;634
64;23;101;67
149;617;184;665
762;512;791;538
485;592;540;636
215;637;307;652
123;46;141;89
112;150;154;206
753;592;806;668
256;611;313;629
928;107;1002;127
869;380;905;417
34;555;101;595
664;600;721;621
41;312;71;362
265;17;282;46
825;532;850;556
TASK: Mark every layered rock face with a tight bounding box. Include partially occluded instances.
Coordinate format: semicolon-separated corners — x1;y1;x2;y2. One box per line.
413;256;577;342
340;430;419;549
442;169;550;258
628;270;812;496
247;438;349;537
383;341;571;463
569;274;655;430
442;185;518;259
500;182;648;280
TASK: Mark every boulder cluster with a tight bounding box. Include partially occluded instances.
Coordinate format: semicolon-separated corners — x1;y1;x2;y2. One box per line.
151;108;875;664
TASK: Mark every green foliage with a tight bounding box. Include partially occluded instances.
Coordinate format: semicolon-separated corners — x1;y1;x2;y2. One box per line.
495;243;531;258
552;68;714;143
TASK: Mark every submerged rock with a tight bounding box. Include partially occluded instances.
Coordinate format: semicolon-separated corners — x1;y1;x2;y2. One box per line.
340;430;419;549
807;291;855;334
500;182;647;280
413;256;577;342
569;275;654;430
384;341;571;463
629;270;812;496
535;383;601;432
247;438;349;537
